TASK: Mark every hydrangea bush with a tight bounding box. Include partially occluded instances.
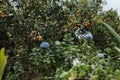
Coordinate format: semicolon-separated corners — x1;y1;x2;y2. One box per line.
0;0;120;80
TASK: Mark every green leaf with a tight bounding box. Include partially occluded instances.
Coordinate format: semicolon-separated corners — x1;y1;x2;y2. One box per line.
114;46;120;53
60;71;71;79
106;74;113;80
102;21;120;44
78;71;86;78
90;75;99;80
68;70;77;80
0;48;8;80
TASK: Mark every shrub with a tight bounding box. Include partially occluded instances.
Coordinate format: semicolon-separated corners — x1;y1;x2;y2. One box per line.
0;0;120;80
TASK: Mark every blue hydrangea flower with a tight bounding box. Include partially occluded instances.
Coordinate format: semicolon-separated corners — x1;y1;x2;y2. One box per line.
40;42;50;49
75;27;93;40
85;32;93;40
98;53;105;58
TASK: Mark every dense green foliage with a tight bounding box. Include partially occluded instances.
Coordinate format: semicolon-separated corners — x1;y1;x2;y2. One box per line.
0;0;120;80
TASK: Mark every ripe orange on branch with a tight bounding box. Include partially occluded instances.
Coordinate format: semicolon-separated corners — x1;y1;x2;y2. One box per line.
82;22;92;27
37;35;43;41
